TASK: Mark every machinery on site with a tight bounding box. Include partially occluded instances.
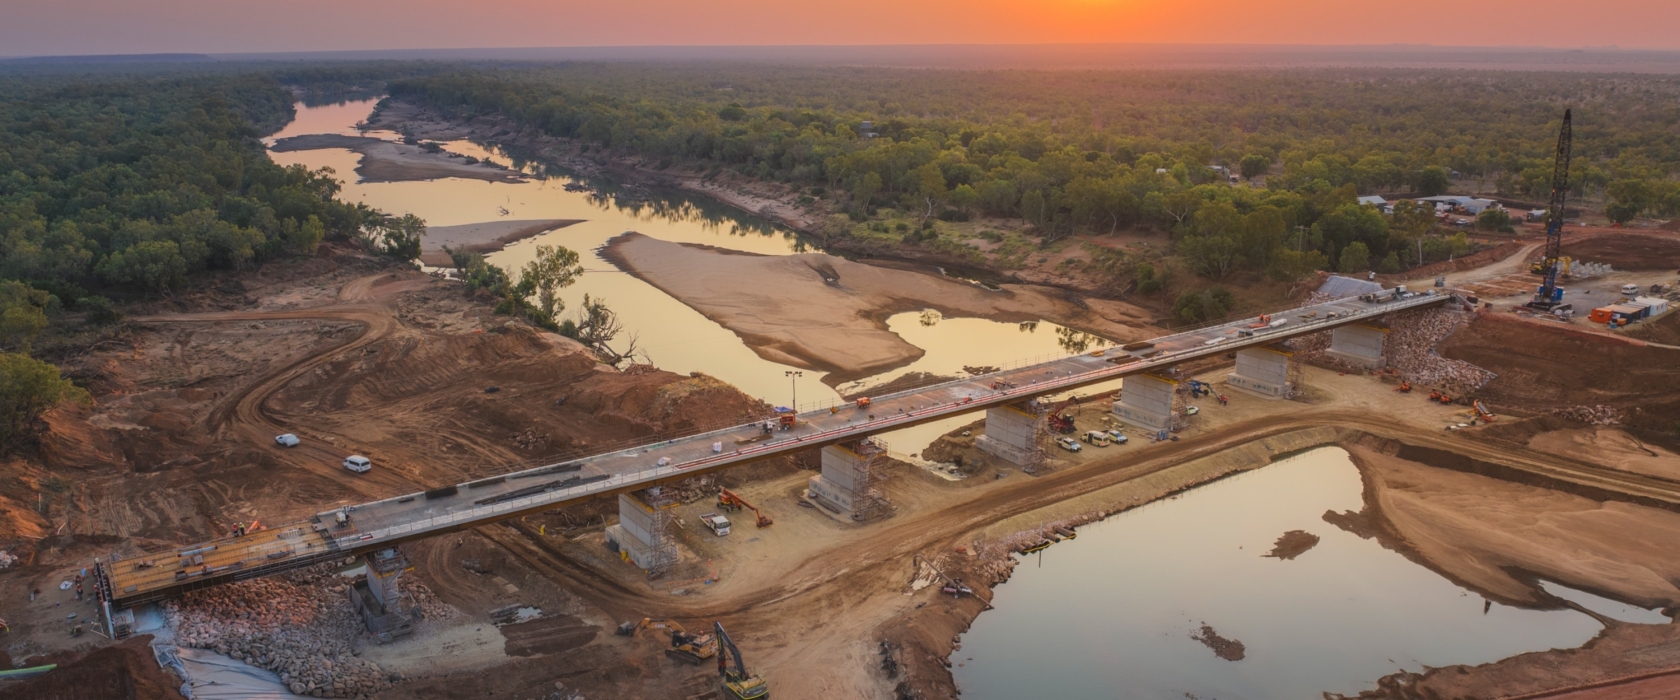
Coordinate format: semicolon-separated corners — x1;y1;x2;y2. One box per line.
1528;109;1574;312
912;554;978;599
1185;379;1213;399
714;622;769;699
1429;390;1455;404
1043;394;1082;434
716;487;773;529
1530;256;1572;277
1474;400;1497;422
616;618;719;665
1394;381;1413;393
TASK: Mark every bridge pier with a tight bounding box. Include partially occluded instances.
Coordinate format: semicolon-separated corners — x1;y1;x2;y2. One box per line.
807;438;890;520
975;403;1039;466
1226;347;1294;399
1112;374;1177;431
606;489;679;573
1328;324;1388;369
352;547;417;643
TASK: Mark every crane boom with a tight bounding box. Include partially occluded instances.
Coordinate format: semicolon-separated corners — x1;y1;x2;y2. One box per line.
1532;109;1573;309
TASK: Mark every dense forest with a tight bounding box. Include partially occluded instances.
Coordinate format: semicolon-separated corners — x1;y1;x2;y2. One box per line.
391;65;1680;290
0;72;417;450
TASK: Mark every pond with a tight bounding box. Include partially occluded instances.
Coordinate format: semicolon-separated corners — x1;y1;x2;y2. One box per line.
950;447;1640;699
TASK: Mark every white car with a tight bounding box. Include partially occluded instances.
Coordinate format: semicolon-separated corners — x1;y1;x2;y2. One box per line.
1106;429;1129;444
342;455;372;473
274;433;300;447
1185;406;1200;416
1055;437;1082;453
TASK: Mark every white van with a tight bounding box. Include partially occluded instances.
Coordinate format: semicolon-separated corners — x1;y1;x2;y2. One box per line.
342;455;372;474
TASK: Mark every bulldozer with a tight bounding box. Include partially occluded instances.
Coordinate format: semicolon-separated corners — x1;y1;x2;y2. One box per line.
714;621;769;700
716;487;773;529
616;618;718;665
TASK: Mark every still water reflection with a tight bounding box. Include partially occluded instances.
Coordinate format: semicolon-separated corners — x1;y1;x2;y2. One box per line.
268;99;1097;451
952;447;1615;699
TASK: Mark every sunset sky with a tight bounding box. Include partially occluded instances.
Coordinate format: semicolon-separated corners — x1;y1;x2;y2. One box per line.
5;0;1679;56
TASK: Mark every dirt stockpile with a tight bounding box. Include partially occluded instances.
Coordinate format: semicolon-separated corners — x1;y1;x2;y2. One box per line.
1626;308;1680;345
0;635;186;700
604;232;1155;383
1562;231;1680;271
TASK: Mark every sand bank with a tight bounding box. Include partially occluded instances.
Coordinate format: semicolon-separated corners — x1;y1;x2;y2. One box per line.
419;219;583;267
1346;445;1680;608
602;232;1155;384
270;134;524;184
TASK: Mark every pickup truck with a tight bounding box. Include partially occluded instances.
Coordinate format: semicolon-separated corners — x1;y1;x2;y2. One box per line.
701;513;732;537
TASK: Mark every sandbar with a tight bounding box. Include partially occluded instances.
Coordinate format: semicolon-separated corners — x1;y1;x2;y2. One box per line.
420;219;583;267
602;232;1155;384
270;133;524;184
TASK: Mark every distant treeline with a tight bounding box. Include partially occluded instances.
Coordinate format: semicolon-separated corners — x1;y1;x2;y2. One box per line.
381;65;1680;309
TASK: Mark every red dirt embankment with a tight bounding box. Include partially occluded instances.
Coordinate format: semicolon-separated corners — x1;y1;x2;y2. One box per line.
1562;231;1680;271
1438;312;1680;447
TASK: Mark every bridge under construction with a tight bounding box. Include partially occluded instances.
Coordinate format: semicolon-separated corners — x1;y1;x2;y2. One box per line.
93;288;1451;619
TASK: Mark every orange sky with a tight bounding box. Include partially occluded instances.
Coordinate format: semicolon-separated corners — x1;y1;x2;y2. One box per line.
5;0;1679;56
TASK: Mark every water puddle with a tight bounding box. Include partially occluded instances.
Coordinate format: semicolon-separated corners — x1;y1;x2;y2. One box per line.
952;447;1612;699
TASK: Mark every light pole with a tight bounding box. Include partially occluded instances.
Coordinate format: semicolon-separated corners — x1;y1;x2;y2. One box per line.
785;370;803;412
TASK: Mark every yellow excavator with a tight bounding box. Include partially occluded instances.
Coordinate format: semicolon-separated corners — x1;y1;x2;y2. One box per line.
616;618;718;665
1529;255;1571;277
714;621;769;700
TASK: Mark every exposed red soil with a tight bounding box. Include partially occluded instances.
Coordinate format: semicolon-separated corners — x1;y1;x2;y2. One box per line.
0;635;186;700
1439;312;1680;449
1561;231;1680;271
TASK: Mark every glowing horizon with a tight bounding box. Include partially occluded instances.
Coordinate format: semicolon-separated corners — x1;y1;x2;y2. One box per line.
5;0;1679;57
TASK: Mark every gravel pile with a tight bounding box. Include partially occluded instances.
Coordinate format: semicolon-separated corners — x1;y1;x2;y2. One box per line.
1288;307;1496;394
1551;405;1622;425
1381;308;1497;393
165;563;452;698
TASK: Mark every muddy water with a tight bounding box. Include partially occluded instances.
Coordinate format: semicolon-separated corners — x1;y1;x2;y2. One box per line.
268;99;1096;450
952;447;1624;699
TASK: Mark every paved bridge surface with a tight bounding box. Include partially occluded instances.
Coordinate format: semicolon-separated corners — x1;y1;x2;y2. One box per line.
100;289;1449;608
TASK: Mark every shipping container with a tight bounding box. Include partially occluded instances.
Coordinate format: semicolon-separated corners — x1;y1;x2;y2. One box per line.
1588;307;1616;324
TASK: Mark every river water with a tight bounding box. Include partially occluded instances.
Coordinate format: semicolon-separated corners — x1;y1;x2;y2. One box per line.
268;98;1092;452
949;446;1664;699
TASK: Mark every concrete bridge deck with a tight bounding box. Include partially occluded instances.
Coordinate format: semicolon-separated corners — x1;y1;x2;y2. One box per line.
100;289;1449;608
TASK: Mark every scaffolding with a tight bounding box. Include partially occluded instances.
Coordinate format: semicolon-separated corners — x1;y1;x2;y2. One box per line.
842;437;894;520
1284;347;1305;400
1019;399;1051;475
639;487;682;576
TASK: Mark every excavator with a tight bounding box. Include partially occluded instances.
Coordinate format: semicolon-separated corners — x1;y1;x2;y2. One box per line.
714;622;769;699
1393;381;1412;393
717;487;773;529
616;618;718;665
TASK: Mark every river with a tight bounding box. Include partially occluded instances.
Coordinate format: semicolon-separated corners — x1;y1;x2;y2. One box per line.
268;98;1095;454
949;446;1663;699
